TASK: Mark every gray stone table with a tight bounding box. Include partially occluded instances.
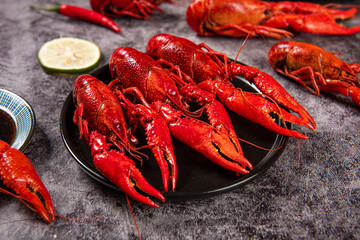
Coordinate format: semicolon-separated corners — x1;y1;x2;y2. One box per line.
0;0;359;239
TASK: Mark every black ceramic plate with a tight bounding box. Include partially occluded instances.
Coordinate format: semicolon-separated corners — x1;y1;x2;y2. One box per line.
60;64;289;200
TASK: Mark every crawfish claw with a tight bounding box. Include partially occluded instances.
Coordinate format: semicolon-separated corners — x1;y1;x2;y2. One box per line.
252;72;317;130
170;116;252;173
198;80;313;139
114;88;178;192
240;91;313;139
89;131;165;207
152;102;252;174
0;140;55;223
231;64;316;130
349;86;360;106
144;116;177;192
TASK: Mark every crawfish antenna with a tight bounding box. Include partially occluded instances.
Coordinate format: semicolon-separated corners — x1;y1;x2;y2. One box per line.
323;3;360;9
233;30;252;64
228;29;254;79
126;195;142;240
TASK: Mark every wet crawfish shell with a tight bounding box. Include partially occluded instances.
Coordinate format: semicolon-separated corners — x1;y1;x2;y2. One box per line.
147;33;226;83
90;0;130;17
186;0;271;36
110;47;184;107
186;0;210;35
73;75;128;140
90;0;109;15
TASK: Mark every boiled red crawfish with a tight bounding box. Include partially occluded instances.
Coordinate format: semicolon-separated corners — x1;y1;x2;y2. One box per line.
73;74;166;207
109;47;252;174
0;140;55;223
90;0;171;19
146;33;316;139
268;41;360;106
186;0;360;38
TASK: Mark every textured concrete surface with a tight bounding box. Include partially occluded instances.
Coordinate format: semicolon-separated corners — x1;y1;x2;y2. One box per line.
0;0;359;239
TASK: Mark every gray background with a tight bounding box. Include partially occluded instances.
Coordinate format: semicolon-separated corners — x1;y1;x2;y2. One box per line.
0;0;359;239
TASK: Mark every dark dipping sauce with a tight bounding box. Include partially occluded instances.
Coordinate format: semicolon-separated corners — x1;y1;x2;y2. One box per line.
0;108;17;145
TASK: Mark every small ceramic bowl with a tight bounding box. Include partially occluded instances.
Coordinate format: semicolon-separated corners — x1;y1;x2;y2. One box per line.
0;89;35;151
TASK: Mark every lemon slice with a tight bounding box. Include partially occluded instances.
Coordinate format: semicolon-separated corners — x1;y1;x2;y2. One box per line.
38;37;101;74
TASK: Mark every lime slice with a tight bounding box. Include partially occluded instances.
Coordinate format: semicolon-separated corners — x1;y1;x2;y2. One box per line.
38;37;101;74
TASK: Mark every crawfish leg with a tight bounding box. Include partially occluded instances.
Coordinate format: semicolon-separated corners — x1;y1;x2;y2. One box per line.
278;65;360;106
279;66;328;96
73;103;90;141
0;140;55;223
349;63;360;74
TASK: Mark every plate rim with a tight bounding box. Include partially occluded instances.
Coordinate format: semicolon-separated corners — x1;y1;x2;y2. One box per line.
0;89;36;151
60;63;290;200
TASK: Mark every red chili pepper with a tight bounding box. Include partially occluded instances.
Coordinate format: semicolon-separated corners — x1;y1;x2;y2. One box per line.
32;5;121;33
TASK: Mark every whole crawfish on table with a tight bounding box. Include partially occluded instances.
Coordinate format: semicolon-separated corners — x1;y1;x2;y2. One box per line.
146;33;316;139
109;46;253;175
186;0;360;38
268;41;360;106
90;0;172;19
73;74;166;207
0;140;55;223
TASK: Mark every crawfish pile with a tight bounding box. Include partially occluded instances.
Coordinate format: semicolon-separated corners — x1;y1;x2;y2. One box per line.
72;34;316;207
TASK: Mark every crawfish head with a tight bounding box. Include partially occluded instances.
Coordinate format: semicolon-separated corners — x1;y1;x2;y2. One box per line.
109;47;186;109
0;140;55;223
73;74;131;150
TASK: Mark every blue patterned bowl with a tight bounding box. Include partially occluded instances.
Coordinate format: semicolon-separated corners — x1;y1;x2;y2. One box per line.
0;89;35;151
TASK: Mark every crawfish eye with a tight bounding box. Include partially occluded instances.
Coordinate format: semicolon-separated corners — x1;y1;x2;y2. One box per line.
337;69;350;79
326;67;340;78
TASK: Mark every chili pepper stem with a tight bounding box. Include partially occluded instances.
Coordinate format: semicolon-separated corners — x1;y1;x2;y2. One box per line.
31;5;61;12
